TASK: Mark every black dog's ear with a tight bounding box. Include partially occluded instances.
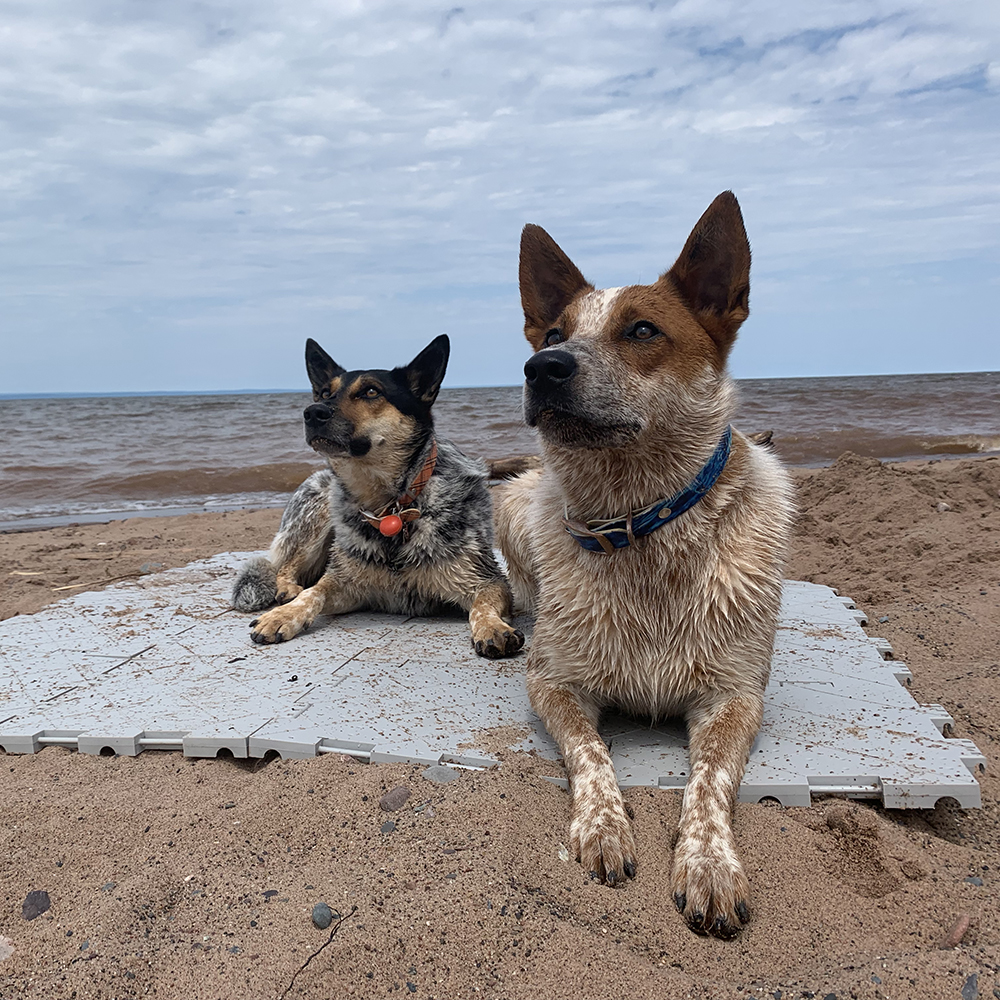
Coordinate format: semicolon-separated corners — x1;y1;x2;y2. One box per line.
519;224;592;350
399;335;450;405
663;191;751;360
305;339;345;393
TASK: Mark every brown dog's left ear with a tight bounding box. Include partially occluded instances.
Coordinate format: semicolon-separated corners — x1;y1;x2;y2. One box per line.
519;224;593;347
400;334;450;405
664;191;751;359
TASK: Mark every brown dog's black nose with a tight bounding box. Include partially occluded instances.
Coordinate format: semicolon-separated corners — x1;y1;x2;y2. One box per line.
524;349;576;390
303;403;332;425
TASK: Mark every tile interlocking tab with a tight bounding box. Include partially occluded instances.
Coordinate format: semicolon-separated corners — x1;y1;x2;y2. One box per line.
0;553;984;808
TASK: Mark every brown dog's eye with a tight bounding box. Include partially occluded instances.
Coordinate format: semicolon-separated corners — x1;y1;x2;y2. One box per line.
360;386;381;399
544;329;563;347
321;389;331;399
626;322;660;342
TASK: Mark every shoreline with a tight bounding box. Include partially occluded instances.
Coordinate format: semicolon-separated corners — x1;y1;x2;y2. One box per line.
3;451;999;538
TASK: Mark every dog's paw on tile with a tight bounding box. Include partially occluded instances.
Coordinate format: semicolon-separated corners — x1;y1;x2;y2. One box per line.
472;624;525;659
249;605;313;644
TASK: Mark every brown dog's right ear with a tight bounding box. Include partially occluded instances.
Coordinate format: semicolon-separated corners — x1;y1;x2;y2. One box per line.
664;191;751;361
305;339;346;394
519;224;592;348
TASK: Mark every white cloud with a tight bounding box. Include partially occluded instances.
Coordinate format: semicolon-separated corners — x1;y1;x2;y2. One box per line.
0;0;997;391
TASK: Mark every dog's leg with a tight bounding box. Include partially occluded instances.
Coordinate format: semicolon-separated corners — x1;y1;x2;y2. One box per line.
671;692;763;939
491;470;541;614
468;578;524;659
421;555;524;659
527;671;637;885
249;572;363;645
269;471;336;604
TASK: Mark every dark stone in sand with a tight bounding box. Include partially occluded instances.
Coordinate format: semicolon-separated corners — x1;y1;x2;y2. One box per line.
379;786;411;812
961;973;978;1000
381;820;396;834
22;890;50;921
964;876;984;886
311;902;334;929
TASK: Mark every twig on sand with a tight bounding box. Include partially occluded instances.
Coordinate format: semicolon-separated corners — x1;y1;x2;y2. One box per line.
279;904;358;999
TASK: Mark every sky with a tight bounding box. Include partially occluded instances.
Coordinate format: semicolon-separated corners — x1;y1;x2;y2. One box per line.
1;0;998;394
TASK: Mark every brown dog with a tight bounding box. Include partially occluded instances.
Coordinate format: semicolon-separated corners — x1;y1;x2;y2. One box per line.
493;192;794;938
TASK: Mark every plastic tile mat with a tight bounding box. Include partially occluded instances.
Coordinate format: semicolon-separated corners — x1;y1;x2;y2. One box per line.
0;552;985;809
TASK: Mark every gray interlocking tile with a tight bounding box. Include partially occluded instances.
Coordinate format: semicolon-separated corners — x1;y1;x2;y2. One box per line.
0;556;984;807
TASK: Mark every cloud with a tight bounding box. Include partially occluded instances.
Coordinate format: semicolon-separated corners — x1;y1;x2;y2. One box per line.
0;0;997;392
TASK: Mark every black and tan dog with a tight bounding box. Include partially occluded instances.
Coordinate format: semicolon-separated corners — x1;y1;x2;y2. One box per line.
493;193;794;937
232;335;524;659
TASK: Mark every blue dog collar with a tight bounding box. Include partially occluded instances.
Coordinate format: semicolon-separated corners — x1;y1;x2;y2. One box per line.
562;425;733;555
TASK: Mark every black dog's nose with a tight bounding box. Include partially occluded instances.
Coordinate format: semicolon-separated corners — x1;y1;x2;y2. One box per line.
524;349;576;389
303;403;332;424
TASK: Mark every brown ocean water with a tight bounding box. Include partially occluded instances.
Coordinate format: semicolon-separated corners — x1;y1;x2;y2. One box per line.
1;372;998;530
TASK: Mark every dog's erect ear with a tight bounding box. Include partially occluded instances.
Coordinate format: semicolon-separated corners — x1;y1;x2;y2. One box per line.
519;224;592;346
664;191;751;359
400;334;450;405
305;339;346;392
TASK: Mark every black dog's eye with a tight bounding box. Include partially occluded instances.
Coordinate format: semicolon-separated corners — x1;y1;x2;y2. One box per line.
320;389;331;400
544;329;563;347
359;386;381;400
625;322;661;342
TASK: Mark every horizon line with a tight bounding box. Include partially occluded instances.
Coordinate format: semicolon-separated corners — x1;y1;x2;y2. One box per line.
1;368;997;401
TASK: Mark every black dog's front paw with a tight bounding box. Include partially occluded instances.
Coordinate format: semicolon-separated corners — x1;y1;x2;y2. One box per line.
248;606;311;644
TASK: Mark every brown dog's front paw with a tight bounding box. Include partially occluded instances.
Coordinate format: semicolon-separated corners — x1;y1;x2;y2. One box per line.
570;797;638;887
473;624;525;659
671;841;751;938
249;605;311;645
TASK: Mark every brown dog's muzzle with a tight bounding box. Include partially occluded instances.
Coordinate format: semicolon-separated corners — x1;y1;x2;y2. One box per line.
523;349;577;397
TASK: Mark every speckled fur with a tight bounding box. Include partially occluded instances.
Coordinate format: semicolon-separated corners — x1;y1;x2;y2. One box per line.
495;193;795;937
234;337;523;659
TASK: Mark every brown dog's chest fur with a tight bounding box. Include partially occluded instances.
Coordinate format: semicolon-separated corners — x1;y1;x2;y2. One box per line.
506;434;789;717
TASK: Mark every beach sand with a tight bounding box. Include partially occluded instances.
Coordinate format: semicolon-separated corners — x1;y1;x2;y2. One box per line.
2;453;999;999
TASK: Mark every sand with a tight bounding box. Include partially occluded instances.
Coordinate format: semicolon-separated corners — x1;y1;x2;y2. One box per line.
2;453;1000;999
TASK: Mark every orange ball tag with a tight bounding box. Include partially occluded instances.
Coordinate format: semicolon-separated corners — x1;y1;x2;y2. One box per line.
379;514;403;537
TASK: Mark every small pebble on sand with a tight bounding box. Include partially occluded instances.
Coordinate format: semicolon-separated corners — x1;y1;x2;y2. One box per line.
311;902;334;929
942;913;972;949
379;786;411;811
381;820;396;834
21;890;50;921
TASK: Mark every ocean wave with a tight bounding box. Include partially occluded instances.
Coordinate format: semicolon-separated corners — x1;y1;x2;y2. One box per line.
919;435;1000;456
0;463;321;504
2;377;998;521
768;431;1000;467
